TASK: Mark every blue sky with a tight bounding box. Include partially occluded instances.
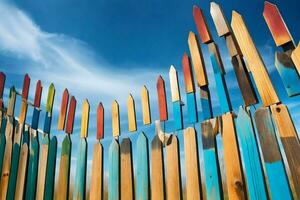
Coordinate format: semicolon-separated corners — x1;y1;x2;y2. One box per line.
1;0;300;195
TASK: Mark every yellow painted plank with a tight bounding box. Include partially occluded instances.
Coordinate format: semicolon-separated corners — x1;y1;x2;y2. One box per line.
15;143;28;200
90;142;103;200
46;83;55;114
112;100;120;137
127;94;137;132
18;99;27;125
169;65;181;102
80;99;90;138
231;11;280;106
141;86;151;125
291;43;300;75
188;31;208;87
210;2;230;37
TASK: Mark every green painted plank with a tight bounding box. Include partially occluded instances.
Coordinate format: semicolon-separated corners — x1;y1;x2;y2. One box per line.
108;139;119;200
0;118;6;177
7;143;21;200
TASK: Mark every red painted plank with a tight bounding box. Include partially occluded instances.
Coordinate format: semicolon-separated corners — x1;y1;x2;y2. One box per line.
157;76;168;121
97;102;104;140
182;53;195;93
0;72;6;98
193;5;212;44
263;1;293;47
58;89;69;130
33;80;42;108
65;96;76;134
22;74;30;100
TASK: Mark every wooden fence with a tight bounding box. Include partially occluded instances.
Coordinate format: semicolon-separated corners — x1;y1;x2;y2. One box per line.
0;1;299;200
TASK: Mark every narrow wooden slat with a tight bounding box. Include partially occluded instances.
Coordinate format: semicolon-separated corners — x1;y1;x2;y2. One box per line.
0;122;5;178
18;99;27;125
193;5;212;44
182;53;195;93
97;103;104;140
112;100;120;137
46;83;55;114
33;80;42;108
263;1;294;48
291;43;300;75
120;138;134;200
14;143;28;200
136;133;149;200
127;94;137;132
157;76;168;121
221;112;246;199
200;86;212;120
80;99;90;138
65;96;76;134
166;135;182;200
0;138;12;199
108;139;119;200
254;107;292;199
0;72;5;98
58;89;69;130
73;138;88;199
183;127;201;200
169;65;181;102
188;31;208;86
225;34;242;58
270;104;300;199
21;74;30;99
231;11;280;106
172;101;183;130
210;2;230;37
141;86;151;125
275;52;300;96
7;87;16;117
186;93;198;124
55;135;71;200
151;135;165;200
90;142;103;200
208;42;225;74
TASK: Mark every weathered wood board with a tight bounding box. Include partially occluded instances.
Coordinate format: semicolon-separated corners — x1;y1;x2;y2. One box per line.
200;86;212;121
14;143;28;200
127;95;137;132
90;142;103;200
112;100;120;137
120;138;133;200
0;137;12;199
108;139;119;200
141;86;151;125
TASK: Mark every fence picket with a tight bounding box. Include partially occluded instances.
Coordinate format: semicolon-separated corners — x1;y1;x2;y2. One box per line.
90;142;103;200
108;139;120;200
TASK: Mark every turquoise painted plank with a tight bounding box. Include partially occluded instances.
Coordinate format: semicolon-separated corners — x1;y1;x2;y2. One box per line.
31;108;40;130
0;118;6;177
186;92;198;124
7;143;21;200
25;135;39;200
43;112;52;134
200;86;213;120
73;138;87;199
275;52;300;97
44;136;57;200
210;53;231;113
136;133;149;200
22;129;29;145
236;107;267;200
173;101;183;130
108;139;119;200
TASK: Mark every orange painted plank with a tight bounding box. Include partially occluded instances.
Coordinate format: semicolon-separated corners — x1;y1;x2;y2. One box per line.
157;76;168;121
0;72;5;98
65;96;76;134
33;80;42;108
57;89;69;131
182;53;195;93
263;1;293;47
193;5;212;44
22;74;30;100
97;103;104;140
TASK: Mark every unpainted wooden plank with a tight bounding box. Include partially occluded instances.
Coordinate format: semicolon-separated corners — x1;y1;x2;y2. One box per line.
231;11;280;106
90;142;103;200
97;103;104;140
182;53;195;93
18;99;28;126
169;65;181;102
112;100;120;137
108;139;119;200
0;138;12;199
157;76;168;121
210;2;230;37
120;138;134;200
127;94;137;132
193;5;212;44
141;86;151;125
291;43;300;75
57;89;69;130
80;99;90;138
65;96;76;134
14;143;28;200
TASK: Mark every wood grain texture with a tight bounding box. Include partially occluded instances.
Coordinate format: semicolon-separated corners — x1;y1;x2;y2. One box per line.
112;100;120;137
18;99;28;125
166;135;182;200
108;139;119;200
65;96;76;134
127;94;137;132
231;11;280;106
225;35;242;58
193;5;212;44
263;1;293;47
90;142;103;200
270;104;300;199
80;99;90;138
22;74;30;100
151;135;165;200
55;135;71;200
97;103;104;140
33;80;42;108
136;133;149;200
0;72;5;98
169;65;181;102
120;138;133;200
183;127;201;200
14;143;28;200
275;51;300;96
291;43;300;75
182;53;195;93
141;86;151;125
46;83;55;114
188;31;208;86
221;112;246;200
210;2;230;37
0;138;12;199
58;89;69;130
157;76;168;121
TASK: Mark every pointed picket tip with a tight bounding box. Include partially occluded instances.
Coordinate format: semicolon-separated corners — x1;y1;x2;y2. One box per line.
120;138;132;155
22;74;30;100
231;10;242;22
46;83;55;113
263;1;293;47
61;134;71;154
65;96;76;134
109;139;119;152
210;2;230;37
141;85;151;125
157;75;168;121
80;99;90;138
33;80;42;108
169;65;181;102
137;132;148;144
193;5;212;44
97;102;104;140
0;72;5;98
182;53;195;93
127;94;137;132
112;100;120;137
58;89;69;131
151;135;163;149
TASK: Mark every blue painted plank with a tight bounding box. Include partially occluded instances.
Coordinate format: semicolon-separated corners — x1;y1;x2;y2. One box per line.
31;108;40;130
136;133;149;200
200;86;213;120
108;139;119;200
7;143;21;200
73;138;87;199
236;106;267;200
186;92;198;124
43;112;52;134
173;101;183;130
